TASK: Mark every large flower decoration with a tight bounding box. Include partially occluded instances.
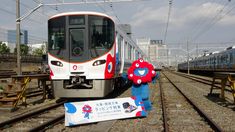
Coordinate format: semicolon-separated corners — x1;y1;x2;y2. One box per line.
128;59;156;85
82;105;92;119
105;54;115;79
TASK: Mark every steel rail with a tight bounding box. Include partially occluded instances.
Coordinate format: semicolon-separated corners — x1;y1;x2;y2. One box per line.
159;74;169;132
28;114;64;132
173;71;232;93
162;71;223;132
0;101;65;129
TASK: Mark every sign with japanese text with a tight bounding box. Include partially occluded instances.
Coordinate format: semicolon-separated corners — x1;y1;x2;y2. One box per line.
64;96;147;126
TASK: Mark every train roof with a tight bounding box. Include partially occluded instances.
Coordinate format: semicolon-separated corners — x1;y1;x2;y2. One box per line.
50;11;112;20
49;11;148;59
212;51;219;54
226;45;235;50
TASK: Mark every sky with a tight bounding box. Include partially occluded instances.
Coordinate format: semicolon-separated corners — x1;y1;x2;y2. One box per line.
1;0;235;57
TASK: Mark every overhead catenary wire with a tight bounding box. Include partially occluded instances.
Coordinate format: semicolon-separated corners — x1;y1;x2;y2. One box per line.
109;2;122;23
15;0;50;18
110;4;121;23
33;0;60;12
177;0;233;53
185;0;218;40
177;0;217;41
0;1;44;25
1;0;146;44
94;1;109;14
191;0;233;41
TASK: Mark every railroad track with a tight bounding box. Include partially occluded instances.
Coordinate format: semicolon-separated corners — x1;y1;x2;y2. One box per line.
159;72;169;132
5;71;230;131
172;71;233;93
0;70;41;78
0;83;132;131
0;101;65;131
46;82;162;131
0;99;119;132
161;71;223;132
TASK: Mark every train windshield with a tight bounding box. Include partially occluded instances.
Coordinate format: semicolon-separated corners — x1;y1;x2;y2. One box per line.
48;16;65;51
89;16;114;58
48;14;114;62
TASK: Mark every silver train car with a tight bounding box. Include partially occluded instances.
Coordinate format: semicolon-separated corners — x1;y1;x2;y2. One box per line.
178;46;235;72
48;11;148;98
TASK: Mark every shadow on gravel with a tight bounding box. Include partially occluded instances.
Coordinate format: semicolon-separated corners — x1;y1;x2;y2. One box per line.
106;81;132;99
205;94;235;111
56;81;133;103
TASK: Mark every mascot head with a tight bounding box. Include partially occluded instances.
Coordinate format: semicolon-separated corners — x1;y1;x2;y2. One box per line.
127;58;156;85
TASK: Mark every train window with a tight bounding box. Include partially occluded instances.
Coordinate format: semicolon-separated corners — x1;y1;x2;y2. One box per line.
117;35;123;60
133;48;135;60
69;16;85;25
89;16;114;50
227;53;231;63
128;45;132;60
48;16;65;50
125;42;128;59
70;29;85;56
230;53;233;63
135;51;138;60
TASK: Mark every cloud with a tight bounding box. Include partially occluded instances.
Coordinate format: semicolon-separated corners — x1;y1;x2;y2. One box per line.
130;2;235;30
130;6;167;27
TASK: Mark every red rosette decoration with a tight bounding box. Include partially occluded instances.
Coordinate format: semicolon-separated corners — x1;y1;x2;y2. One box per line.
82;105;92;113
105;54;115;79
127;58;156;85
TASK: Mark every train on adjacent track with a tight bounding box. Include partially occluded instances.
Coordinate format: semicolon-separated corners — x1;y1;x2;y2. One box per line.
178;46;235;73
48;11;148;98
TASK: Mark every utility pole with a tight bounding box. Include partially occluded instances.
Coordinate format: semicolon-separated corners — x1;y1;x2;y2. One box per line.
14;0;144;75
16;0;21;75
163;0;172;44
187;40;189;74
167;48;169;67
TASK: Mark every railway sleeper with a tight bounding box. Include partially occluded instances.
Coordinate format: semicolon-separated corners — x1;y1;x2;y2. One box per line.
0;97;18;110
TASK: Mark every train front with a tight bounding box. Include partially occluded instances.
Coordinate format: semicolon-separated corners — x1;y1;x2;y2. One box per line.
47;12;116;98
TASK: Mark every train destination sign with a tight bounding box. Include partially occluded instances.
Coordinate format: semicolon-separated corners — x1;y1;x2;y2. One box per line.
64;96;147;126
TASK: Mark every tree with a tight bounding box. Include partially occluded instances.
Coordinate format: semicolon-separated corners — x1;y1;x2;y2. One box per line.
14;44;29;55
32;45;46;56
0;42;10;54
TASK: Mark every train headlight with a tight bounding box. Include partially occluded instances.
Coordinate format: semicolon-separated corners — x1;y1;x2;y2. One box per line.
51;61;63;67
92;60;106;66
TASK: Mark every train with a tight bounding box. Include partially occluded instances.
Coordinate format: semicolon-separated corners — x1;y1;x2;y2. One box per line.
178;46;235;73
48;11;148;98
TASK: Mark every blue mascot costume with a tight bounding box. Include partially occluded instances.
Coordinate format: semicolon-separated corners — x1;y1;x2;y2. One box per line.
127;59;156;111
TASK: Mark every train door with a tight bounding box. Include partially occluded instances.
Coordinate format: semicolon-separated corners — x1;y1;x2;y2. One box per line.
233;50;235;69
116;34;123;74
69;28;88;64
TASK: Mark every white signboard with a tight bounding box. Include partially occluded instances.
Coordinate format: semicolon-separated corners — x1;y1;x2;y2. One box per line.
64;96;147;126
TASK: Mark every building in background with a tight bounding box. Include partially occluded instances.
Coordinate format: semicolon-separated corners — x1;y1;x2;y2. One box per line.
0;27;46;53
136;37;150;56
137;38;167;67
7;30;28;45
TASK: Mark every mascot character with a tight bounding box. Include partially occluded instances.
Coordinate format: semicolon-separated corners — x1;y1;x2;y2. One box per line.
127;59;156;111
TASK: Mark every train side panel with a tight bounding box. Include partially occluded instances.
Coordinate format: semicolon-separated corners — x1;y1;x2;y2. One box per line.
178;46;235;72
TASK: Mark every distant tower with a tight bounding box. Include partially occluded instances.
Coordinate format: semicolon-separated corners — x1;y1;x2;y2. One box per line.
137;38;167;67
7;30;28;44
136;37;150;56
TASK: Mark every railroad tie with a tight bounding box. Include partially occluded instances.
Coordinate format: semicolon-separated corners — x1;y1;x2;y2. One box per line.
228;76;235;103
